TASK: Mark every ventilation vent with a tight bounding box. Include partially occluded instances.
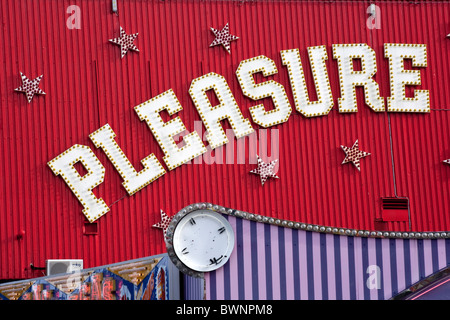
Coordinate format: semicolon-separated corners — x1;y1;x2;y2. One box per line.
382;198;409;210
381;197;409;222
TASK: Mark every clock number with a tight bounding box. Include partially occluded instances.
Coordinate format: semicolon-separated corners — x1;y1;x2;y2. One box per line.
218;227;226;234
182;247;189;255
189;218;196;225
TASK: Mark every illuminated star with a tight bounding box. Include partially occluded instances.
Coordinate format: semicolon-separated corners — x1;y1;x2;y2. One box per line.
14;72;45;103
209;23;239;54
109;26;139;58
152;210;172;238
250;155;279;186
341;139;371;171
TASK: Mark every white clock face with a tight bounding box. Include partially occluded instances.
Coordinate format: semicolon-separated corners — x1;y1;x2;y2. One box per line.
172;210;235;272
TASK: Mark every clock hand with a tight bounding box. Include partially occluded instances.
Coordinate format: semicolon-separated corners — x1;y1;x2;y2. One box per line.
209;255;224;265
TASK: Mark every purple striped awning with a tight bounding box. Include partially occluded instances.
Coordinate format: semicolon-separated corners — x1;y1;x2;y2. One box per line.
204;214;450;300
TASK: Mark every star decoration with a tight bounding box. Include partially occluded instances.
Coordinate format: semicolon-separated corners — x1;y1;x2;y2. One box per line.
152;210;172;238
209;23;239;54
250;155;279;186
341;139;371;171
14;72;45;103
109;26;139;58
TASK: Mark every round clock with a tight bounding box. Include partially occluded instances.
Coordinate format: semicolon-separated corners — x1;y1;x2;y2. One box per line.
166;208;235;276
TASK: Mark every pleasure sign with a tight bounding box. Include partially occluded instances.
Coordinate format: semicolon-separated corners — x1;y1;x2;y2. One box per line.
48;43;429;222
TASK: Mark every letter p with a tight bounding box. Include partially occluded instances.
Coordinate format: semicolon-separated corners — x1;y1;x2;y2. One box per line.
48;144;109;222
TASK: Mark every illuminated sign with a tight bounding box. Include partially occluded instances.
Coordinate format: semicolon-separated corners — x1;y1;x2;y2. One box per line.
48;43;429;222
68;274;117;300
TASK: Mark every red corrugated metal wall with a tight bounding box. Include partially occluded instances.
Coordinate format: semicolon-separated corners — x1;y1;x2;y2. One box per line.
0;0;449;279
